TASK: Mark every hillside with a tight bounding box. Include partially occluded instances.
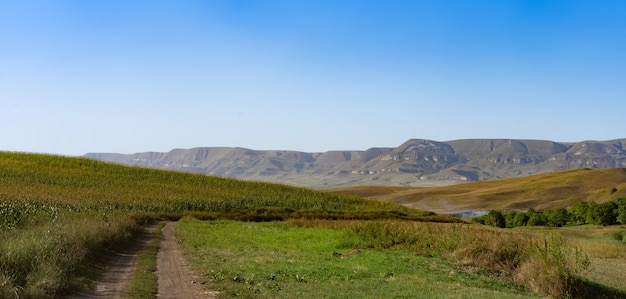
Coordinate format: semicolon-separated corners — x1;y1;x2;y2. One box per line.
0;152;428;220
0;152;447;298
2;153;625;299
330;168;626;214
85;138;626;188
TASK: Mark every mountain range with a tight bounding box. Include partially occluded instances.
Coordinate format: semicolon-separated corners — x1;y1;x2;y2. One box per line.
85;138;626;189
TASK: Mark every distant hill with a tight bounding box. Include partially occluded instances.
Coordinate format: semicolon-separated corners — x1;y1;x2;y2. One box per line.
85;138;626;189
329;168;626;214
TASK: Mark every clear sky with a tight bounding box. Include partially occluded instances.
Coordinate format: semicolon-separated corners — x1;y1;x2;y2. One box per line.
1;0;625;156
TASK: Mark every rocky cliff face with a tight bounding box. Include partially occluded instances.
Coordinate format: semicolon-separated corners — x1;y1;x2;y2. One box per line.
85;138;626;189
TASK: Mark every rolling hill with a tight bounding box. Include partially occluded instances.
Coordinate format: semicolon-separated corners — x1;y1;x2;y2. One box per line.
329;168;626;214
85;138;626;189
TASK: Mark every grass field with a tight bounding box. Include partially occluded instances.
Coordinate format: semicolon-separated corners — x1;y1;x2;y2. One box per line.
175;218;538;299
0;152;443;298
518;224;626;293
1;152;625;298
330;168;626;213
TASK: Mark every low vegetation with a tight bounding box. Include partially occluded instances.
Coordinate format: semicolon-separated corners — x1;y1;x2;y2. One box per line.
176;218;539;298
474;197;626;228
124;222;164;299
331;168;626;212
0;152;439;298
176;217;626;298
0;152;624;298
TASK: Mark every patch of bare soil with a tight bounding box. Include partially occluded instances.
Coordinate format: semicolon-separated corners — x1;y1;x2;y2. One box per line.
68;224;158;299
156;221;218;298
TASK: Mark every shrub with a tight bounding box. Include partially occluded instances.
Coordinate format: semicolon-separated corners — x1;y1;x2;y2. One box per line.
516;235;589;298
345;220;590;298
527;212;546;226
512;212;529;227
568;202;589;224
587;202;617;226
504;211;517;228
486;210;506;228
544;208;568;227
616;197;626;224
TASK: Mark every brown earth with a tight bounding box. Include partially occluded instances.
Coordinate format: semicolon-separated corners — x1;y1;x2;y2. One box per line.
68;224;158;299
69;221;218;299
156;222;218;299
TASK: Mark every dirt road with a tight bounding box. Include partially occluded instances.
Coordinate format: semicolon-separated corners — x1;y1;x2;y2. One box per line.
156;222;217;298
68;224;158;299
69;221;217;299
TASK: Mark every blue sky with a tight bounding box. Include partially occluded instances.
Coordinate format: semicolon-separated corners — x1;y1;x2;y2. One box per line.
1;0;625;155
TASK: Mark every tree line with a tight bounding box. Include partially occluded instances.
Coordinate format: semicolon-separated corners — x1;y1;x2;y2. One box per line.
474;196;626;228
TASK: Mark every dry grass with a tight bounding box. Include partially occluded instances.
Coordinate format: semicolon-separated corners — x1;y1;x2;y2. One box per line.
584;258;626;293
330;168;626;213
515;224;626;295
308;220;594;298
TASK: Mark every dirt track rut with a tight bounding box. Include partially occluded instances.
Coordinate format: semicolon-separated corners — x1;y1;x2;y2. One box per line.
68;224;157;299
69;221;216;299
156;221;216;298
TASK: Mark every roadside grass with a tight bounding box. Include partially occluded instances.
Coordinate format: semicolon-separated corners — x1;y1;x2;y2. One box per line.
518;224;626;293
123;222;164;299
0;210;138;298
175;218;539;299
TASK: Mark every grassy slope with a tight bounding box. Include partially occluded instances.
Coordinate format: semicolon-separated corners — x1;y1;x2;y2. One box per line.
0;152;436;298
0;152;432;218
2;152;624;298
330;168;626;213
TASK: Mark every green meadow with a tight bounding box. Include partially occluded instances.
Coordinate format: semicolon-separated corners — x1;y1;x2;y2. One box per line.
0;152;625;298
175;218;538;299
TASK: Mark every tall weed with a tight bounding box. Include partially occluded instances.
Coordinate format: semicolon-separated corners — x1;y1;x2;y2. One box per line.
515;235;589;298
339;220;590;298
0;211;137;298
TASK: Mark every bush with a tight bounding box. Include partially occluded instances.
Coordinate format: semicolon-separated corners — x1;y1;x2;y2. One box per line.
568;202;589;224
504;211;517;228
527;212;547;226
616;197;626;224
611;232;623;241
544;208;568;227
345;220;591;298
512;212;529;227
516;235;589;298
587;202;617;226
486;210;506;228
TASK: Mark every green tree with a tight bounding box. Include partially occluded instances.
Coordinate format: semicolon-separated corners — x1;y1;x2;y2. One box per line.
616;197;626;224
569;202;589;224
587;202;617;226
545;208;568;227
504;211;517;228
512;212;529;227
527;212;546;226
486;210;506;228
585;202;598;224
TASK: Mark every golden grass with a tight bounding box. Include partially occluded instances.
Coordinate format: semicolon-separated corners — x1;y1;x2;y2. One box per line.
584;258;626;293
514;224;626;294
330;168;626;213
